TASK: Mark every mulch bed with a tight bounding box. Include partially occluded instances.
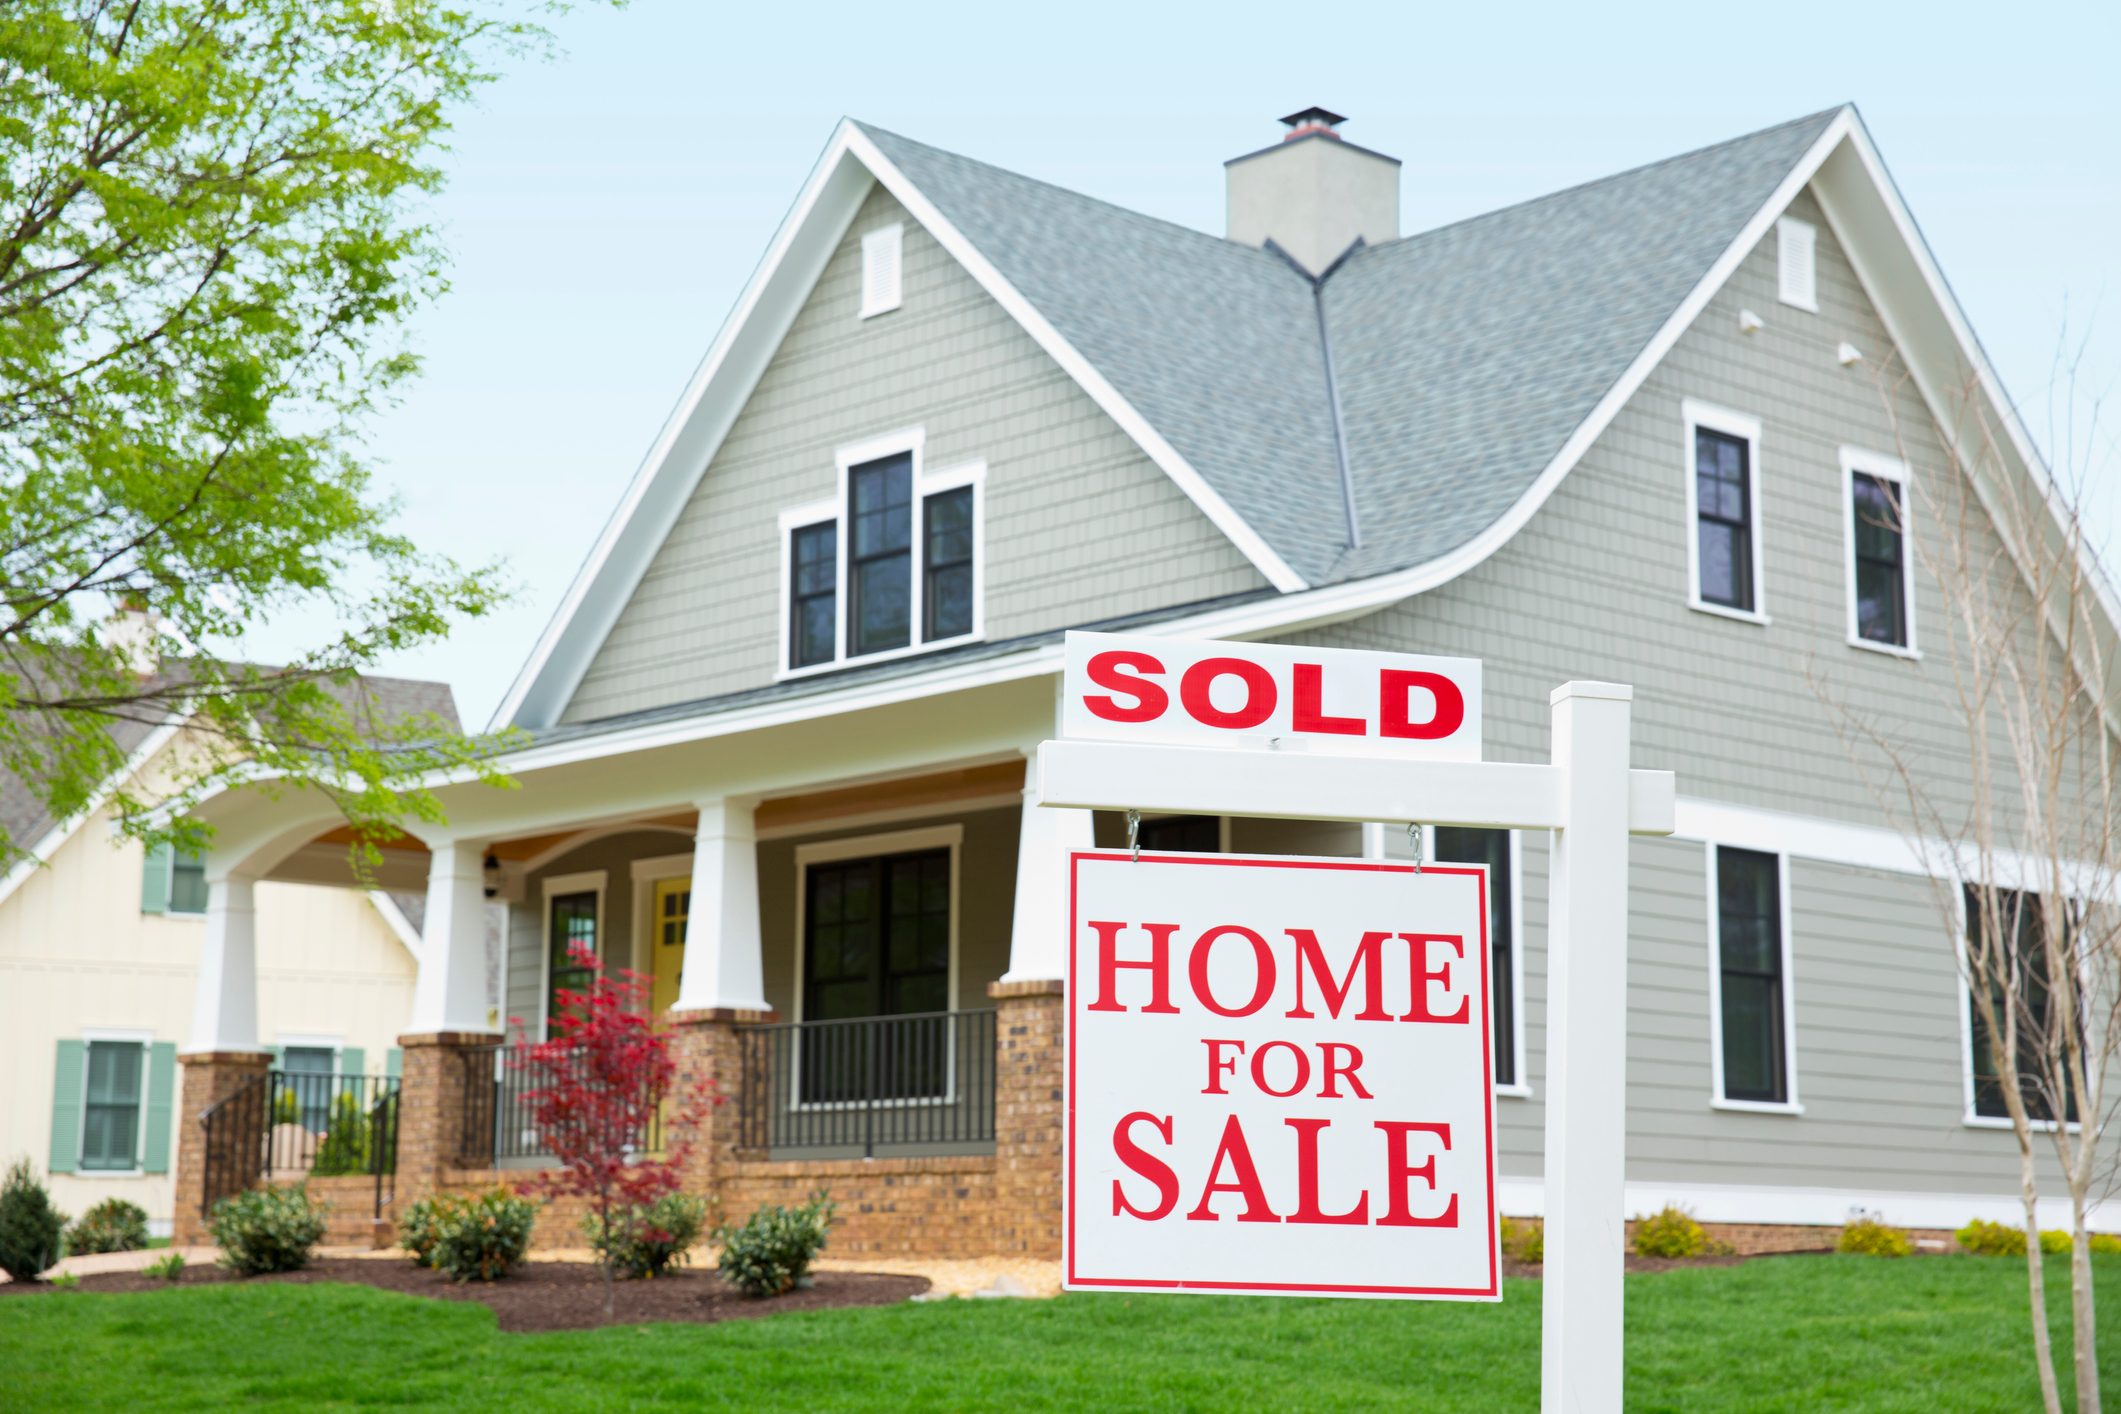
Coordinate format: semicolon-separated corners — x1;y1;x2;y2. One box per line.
1;1258;929;1332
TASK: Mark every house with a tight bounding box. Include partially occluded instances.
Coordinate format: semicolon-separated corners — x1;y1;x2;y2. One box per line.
170;105;2114;1252
2;676;457;1239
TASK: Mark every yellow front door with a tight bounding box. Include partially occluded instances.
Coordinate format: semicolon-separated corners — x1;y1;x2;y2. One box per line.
649;877;691;1024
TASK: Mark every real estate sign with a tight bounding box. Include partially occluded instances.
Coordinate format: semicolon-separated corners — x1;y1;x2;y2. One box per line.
1064;849;1500;1300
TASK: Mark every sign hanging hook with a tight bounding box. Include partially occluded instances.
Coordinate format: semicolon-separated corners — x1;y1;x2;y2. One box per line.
1127;808;1142;863
1407;822;1424;874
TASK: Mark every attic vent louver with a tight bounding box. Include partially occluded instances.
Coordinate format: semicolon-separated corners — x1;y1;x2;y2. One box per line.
1776;216;1817;312
860;222;903;319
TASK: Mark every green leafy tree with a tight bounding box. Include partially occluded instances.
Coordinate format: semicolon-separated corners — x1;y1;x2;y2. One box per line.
0;1;577;865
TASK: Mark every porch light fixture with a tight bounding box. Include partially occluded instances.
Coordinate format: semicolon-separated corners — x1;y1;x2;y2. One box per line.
483;852;501;899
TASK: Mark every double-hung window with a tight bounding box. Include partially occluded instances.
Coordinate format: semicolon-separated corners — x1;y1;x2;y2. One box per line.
1683;402;1765;620
544;879;602;1035
1965;886;2078;1125
1710;846;1796;1109
781;433;984;674
1842;448;1916;654
81;1040;145;1171
1433;828;1519;1090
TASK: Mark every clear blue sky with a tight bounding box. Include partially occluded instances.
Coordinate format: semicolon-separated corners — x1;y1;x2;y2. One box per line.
317;0;2120;727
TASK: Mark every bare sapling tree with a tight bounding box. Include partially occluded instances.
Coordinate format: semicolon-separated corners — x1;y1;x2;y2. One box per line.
1814;336;2118;1414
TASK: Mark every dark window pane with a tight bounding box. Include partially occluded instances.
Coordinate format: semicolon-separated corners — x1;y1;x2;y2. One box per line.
803;848;950;1024
1137;814;1221;853
1715;847;1785;1103
170;850;209;914
923;486;975;640
82;1042;144;1170
852;551;910;654
1435;827;1515;1087
789;521;838;668
1851;474;1908;646
548;891;598;1030
1966;887;2074;1122
1694;427;1753;611
847;456;913;655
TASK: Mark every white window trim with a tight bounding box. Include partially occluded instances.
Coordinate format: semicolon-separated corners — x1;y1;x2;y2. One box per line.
1418;825;1530;1100
1952;885;2083;1134
1682;399;1770;625
1776;216;1819;313
1840;446;1921;659
776;428;985;679
790;824;964;1111
859;221;903;319
1704;844;1804;1115
539;869;609;1041
77;1030;154;1177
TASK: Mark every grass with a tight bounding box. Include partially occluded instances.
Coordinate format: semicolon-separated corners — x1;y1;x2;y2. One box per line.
2;1254;2116;1411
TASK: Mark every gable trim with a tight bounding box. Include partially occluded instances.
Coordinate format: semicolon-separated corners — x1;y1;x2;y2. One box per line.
496;120;1302;732
0;718;184;913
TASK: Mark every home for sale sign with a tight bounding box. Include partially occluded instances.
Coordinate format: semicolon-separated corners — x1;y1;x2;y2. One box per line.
1065;851;1499;1300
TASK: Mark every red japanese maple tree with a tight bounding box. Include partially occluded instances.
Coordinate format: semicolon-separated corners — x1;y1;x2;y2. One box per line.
511;942;718;1317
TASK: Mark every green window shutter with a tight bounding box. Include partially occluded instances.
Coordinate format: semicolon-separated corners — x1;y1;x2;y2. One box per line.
140;842;172;914
48;1040;85;1173
339;1046;364;1078
385;1048;402;1081
267;1045;283;1067
141;1042;177;1173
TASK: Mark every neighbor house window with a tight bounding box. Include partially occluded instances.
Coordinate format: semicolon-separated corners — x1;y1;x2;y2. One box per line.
780;437;984;673
1965;886;2077;1124
1712;846;1792;1106
281;1045;336;1132
1843;449;1915;653
80;1040;144;1171
1434;828;1517;1089
547;889;599;1032
1684;402;1765;619
141;843;209;915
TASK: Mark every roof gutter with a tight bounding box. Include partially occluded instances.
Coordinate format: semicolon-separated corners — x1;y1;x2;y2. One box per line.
1267;237;1363;549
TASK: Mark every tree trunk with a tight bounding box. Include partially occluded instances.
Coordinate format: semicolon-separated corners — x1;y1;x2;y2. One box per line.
600;1192;615;1323
2071;1210;2102;1414
2021;1172;2063;1414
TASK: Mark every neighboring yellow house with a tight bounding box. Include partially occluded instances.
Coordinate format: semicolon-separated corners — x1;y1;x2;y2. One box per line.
0;684;448;1235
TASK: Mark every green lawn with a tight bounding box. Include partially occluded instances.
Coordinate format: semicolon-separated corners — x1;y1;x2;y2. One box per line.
2;1255;2115;1411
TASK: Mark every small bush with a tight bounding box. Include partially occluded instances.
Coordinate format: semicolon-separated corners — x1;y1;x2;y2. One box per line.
585;1192;710;1280
210;1185;326;1275
144;1251;186;1283
1838;1215;1912;1257
1632;1205;1715;1259
47;1270;79;1290
66;1198;150;1255
2091;1233;2121;1256
270;1089;300;1126
398;1193;449;1267
1499;1217;1544;1265
1957;1218;2027;1257
309;1093;372;1178
425;1188;538;1283
0;1159;67;1282
715;1191;836;1297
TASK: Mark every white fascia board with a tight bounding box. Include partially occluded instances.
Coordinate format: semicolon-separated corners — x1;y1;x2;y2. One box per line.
496;119;1306;732
840;125;1305;596
0;718;184;911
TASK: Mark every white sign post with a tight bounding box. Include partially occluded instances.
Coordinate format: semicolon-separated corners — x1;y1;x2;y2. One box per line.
1041;631;1675;1413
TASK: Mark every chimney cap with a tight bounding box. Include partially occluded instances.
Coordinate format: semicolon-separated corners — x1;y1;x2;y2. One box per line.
1279;106;1347;130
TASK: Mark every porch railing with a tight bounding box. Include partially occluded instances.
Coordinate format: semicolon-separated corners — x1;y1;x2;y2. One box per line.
198;1070;400;1219
737;1009;997;1158
457;1044;663;1167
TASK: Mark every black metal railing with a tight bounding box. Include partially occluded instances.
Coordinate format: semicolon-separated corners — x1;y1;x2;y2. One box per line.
457;1044;663;1167
737;1010;996;1158
198;1070;400;1218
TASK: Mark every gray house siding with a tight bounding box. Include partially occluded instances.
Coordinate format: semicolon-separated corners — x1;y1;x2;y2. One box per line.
561;185;1268;725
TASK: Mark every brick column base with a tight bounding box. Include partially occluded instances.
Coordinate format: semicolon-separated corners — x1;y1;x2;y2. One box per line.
667;1008;772;1209
989;980;1064;1259
171;1050;271;1246
394;1031;500;1221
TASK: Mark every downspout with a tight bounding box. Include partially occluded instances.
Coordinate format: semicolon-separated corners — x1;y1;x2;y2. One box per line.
1268;237;1364;550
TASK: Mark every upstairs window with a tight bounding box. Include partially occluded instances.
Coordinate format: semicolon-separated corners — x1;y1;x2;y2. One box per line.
781;434;984;675
1843;449;1916;654
1776;217;1818;312
141;842;209;915
1683;402;1766;622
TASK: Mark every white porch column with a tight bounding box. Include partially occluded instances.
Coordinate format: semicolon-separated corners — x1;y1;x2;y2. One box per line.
1002;750;1096;984
672;798;769;1013
1541;682;1634;1414
408;838;500;1034
187;874;260;1052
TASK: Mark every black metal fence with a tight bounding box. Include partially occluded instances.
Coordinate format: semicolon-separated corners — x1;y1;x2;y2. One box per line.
457;1044;663;1167
737;1010;996;1158
198;1070;400;1218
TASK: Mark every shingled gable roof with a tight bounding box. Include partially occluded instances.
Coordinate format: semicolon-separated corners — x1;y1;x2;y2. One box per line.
504;102;2108;736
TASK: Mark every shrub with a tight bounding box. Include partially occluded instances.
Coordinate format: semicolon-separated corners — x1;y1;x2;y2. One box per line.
1499;1217;1544;1265
2092;1233;2121;1256
309;1093;373;1177
2040;1228;2073;1254
48;1270;79;1290
66;1198;150;1255
1838;1215;1912;1257
270;1088;300;1126
716;1191;836;1297
425;1188;539;1283
398;1193;449;1267
1632;1205;1714;1259
210;1185;326;1275
0;1159;67;1282
144;1251;186;1283
584;1192;710;1280
1957;1217;2027;1257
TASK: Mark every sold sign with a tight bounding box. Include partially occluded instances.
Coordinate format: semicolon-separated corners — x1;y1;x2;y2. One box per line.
1060;631;1481;760
1065;851;1500;1300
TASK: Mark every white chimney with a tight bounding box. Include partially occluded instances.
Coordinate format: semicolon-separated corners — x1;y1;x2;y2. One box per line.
106;596;160;675
1226;108;1400;276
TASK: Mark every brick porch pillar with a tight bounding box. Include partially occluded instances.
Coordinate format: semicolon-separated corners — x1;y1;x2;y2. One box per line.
171;1049;271;1246
667;1008;771;1209
393;1031;495;1220
989;979;1064;1259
